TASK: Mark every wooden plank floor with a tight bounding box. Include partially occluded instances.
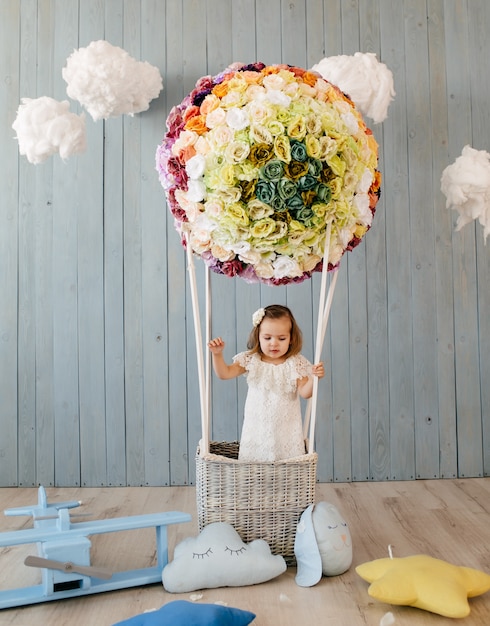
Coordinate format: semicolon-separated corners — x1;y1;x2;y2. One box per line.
0;479;489;625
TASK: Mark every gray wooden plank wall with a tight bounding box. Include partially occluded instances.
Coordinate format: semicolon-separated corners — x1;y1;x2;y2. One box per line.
0;0;488;487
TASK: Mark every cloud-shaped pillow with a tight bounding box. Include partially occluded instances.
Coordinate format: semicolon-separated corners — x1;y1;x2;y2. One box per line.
162;522;286;593
112;600;255;626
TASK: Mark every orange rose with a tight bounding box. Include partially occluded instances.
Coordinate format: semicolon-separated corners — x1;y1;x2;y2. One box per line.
289;66;305;79
262;65;282;76
184;115;208;135
200;94;220;116
301;71;318;87
212;81;229;98
183;105;200;122
178;145;197;164
241;70;262;85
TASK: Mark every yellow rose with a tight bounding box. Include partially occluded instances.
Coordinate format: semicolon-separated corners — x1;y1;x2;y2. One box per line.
227;74;249;93
247;199;274;220
287;115;307;140
224;141;250;164
250;125;273;145
273;135;291;163
250;217;276;239
327;154;346;178
306;113;323;136
226;202;249;227
235;161;259;182
305;135;321;159
354;224;368;239
266;120;285;137
276;107;292;124
217;163;237;187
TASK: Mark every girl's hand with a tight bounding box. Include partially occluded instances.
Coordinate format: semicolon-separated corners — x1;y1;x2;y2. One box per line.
312;362;325;379
208;337;225;354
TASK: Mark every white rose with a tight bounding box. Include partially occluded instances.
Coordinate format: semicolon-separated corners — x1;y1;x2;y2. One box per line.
246;101;271;124
209;124;234;147
353;193;373;227
356;167;374;193
246;84;266;101
341;111;359;135
205;107;226;128
224;141;250;164
195;135;211;155
238;247;262;266
186;179;206;202
272;255;303;279
226;107;250;130
263;74;286;91
254;260;275;279
185;154;206;179
265;89;291;107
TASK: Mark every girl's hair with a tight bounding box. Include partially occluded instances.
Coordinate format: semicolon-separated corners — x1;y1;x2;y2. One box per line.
247;304;303;357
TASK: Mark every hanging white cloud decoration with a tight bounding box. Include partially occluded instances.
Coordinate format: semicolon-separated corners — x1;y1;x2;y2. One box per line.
62;40;163;121
441;144;490;242
311;52;395;124
12;96;86;164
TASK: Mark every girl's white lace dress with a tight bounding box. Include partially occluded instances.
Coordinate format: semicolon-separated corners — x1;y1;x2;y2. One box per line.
233;351;312;462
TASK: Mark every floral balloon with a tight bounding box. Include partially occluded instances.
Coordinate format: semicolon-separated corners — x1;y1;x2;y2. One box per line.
156;62;381;285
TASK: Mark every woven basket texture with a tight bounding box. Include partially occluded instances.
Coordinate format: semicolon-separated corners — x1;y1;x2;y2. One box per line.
196;441;317;564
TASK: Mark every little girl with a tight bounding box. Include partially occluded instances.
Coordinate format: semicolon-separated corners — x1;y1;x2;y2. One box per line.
208;304;324;463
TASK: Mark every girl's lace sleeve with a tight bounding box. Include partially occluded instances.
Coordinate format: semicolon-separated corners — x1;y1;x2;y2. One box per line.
233;351;252;370
294;354;313;378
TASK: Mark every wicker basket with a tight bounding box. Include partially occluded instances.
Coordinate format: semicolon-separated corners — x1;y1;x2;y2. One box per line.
196;441;317;564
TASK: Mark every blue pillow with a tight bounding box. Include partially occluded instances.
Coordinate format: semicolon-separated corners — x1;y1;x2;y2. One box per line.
113;600;256;626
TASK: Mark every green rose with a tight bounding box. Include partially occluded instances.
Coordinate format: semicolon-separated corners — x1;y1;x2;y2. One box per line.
292;206;315;226
270;195;287;212
315;182;332;203
297;174;318;191
259;159;285;182
285;193;304;210
290;140;308;162
276;177;297;201
308;158;323;178
255;180;276;204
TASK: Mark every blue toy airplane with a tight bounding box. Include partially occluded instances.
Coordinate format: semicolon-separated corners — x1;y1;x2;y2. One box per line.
0;486;191;609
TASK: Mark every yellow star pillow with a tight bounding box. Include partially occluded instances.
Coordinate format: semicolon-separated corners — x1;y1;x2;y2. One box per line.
356;555;490;618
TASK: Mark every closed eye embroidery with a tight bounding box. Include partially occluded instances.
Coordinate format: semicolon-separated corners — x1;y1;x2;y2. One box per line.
225;546;246;556
193;547;213;559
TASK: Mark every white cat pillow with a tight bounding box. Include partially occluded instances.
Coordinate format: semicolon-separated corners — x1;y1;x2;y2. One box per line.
294;501;352;587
